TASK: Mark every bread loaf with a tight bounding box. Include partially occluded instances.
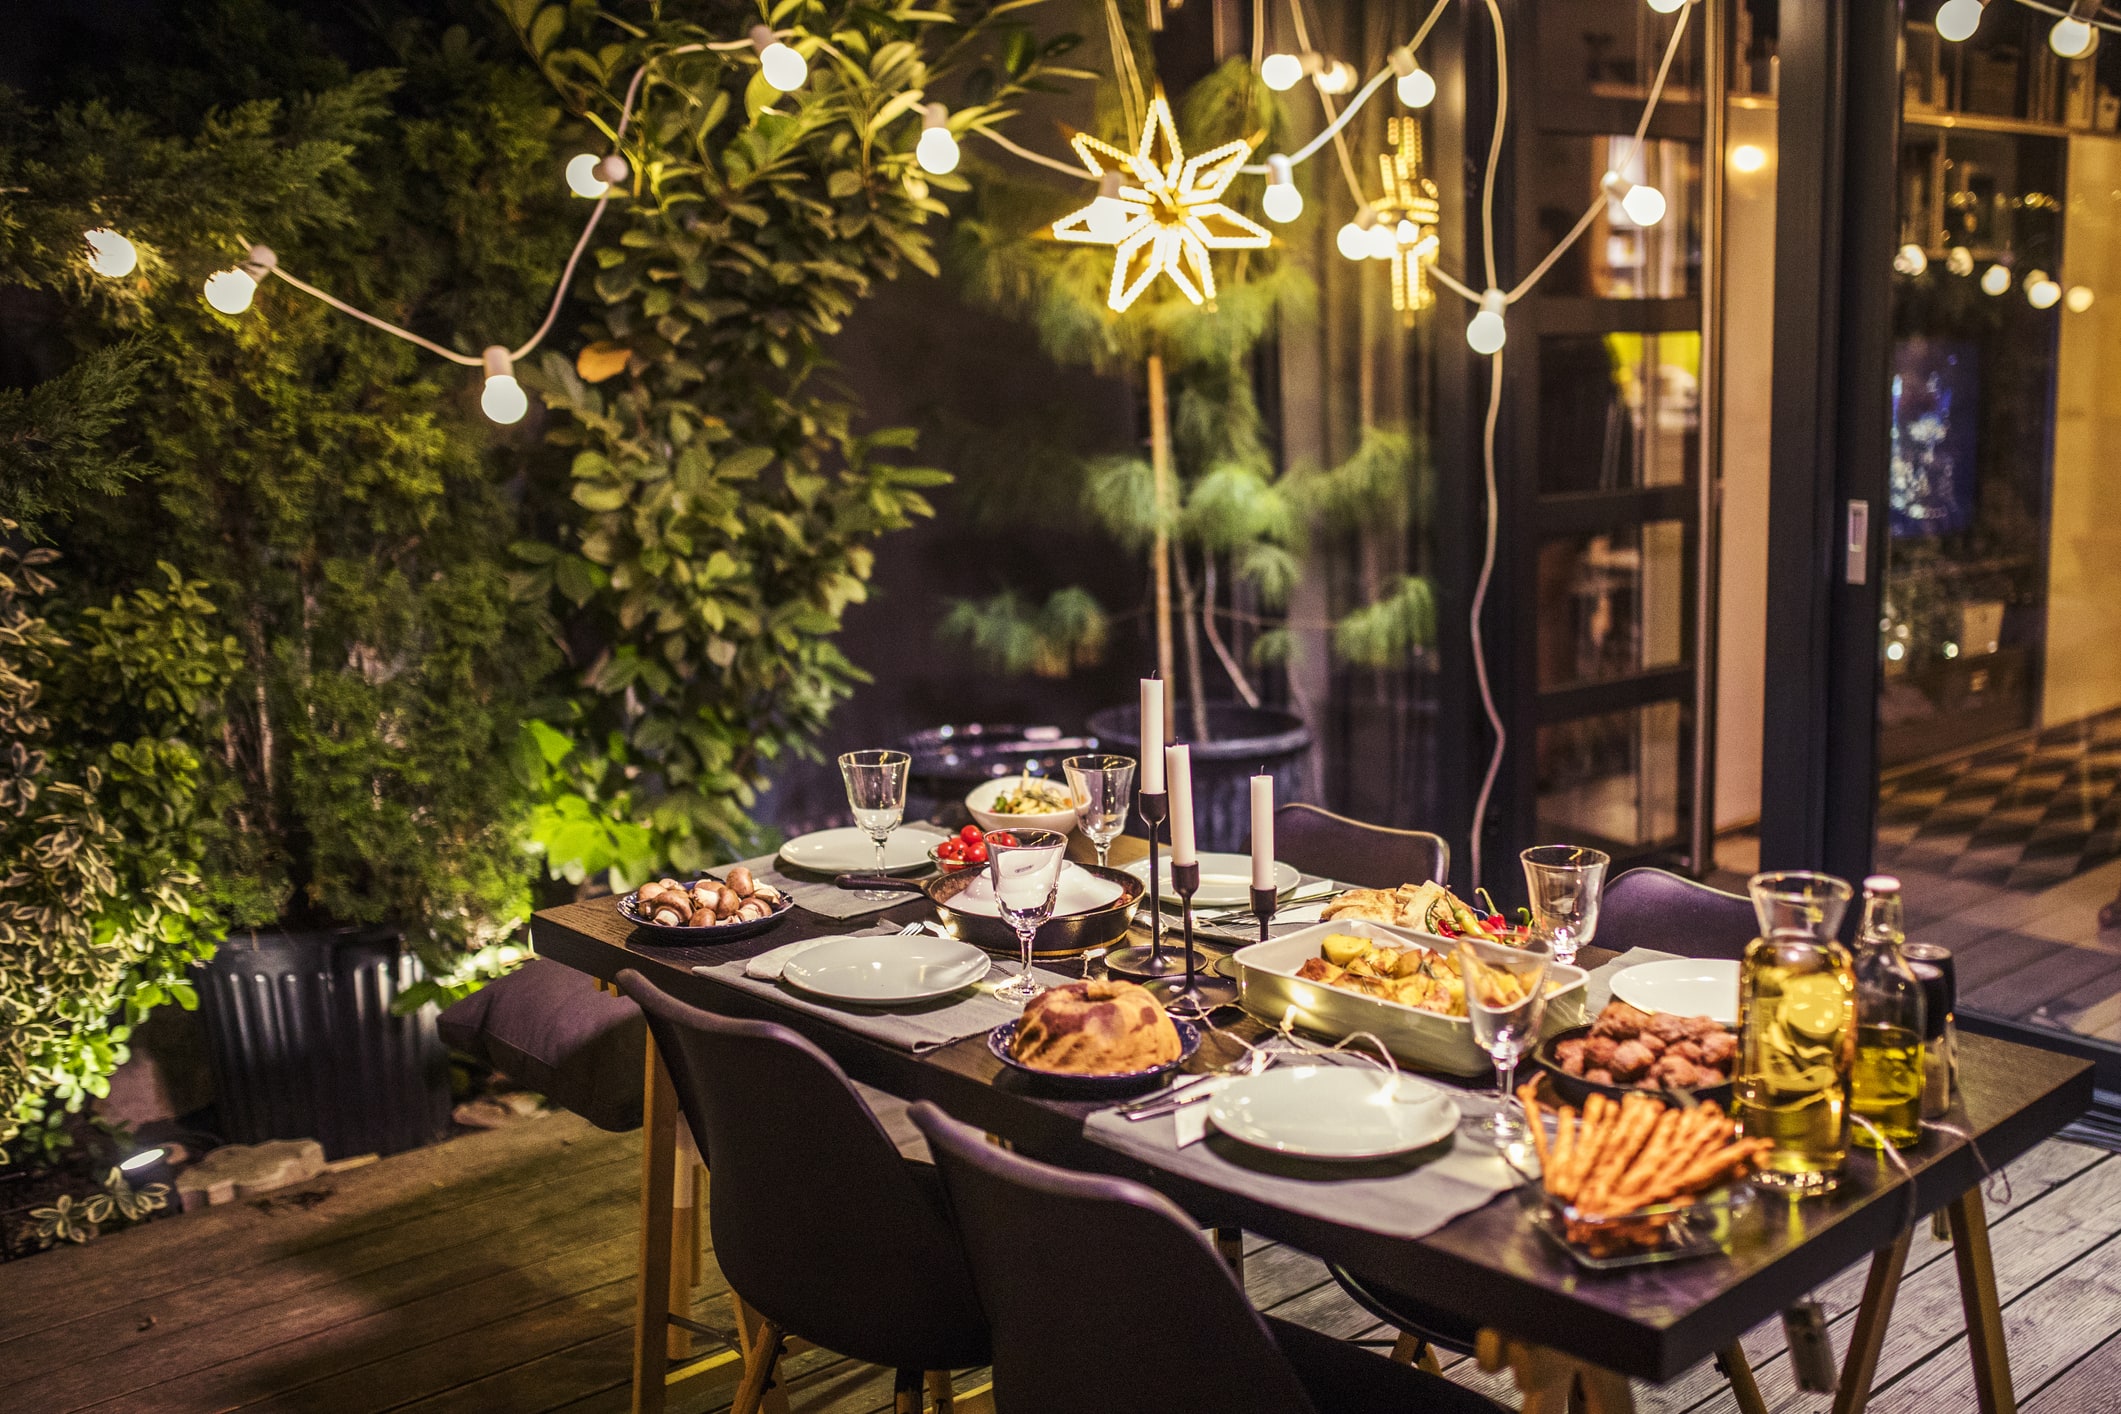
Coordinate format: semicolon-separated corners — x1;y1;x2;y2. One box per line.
1010;980;1181;1074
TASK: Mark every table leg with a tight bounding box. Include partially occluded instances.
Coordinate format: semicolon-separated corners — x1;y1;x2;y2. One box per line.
1477;1330;1634;1414
632;1033;679;1414
1832;1230;1913;1414
1948;1188;2017;1414
1717;1342;1769;1414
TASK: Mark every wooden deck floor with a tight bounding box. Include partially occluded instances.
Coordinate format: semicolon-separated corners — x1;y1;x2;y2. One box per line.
4;1113;2119;1413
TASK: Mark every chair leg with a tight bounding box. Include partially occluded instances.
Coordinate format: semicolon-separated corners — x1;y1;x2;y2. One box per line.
1948;1188;2018;1414
893;1368;925;1414
732;1295;794;1414
1214;1226;1245;1280
732;1320;786;1414
926;1370;956;1413
631;1034;679;1414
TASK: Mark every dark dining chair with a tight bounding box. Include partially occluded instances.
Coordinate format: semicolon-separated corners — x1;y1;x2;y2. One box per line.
1271;802;1451;889
1599;866;1757;961
908;1101;1505;1414
618;970;988;1414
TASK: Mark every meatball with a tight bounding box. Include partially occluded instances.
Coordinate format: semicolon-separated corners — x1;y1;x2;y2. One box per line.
1583;1036;1621;1069
1667;1040;1705;1065
1609;1040;1656;1081
1637;1031;1669;1058
1653;1055;1714;1090
1591;1002;1649;1040
1555;1038;1589;1076
1584;1068;1615;1086
1698;1030;1738;1067
1681;1014;1724;1041
1645;1012;1693;1046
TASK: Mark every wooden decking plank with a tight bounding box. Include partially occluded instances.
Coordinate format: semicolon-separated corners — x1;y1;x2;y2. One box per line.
1241;1240;1333;1310
2023;1324;2121;1411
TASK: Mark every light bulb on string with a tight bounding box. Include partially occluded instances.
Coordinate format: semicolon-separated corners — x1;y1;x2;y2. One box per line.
1316;59;1357;95
1894;244;1929;277
1980;263;2011;296
1390;47;1436;107
1647;0;1688;13
751;25;807;92
203;244;274;315
1946;246;1975;276
1261;52;1304;91
1365;220;1398;260
2051;3;2100;59
1261;155;1302;223
1934;0;1986;43
1729;144;1768;173
566;154;608;198
1336;209;1376;262
1085;172;1131;241
2027;272;2062;309
83;228;137;278
1602;171;1667;226
916;104;960;175
2066;284;2096;313
481;346;528;425
1467;288;1507;355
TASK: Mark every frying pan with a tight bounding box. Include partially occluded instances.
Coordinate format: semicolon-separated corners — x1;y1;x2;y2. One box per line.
836;863;1144;959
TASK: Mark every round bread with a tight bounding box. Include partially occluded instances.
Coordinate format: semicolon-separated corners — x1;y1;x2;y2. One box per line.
1010;979;1182;1074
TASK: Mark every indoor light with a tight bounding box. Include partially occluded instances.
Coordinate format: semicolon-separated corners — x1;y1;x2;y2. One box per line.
916;104;960;175
1946;246;1974;276
1085;172;1130;241
1316;59;1357;95
1728;144;1767;173
1261;155;1302;223
1261;52;1304;91
1894;244;1929;277
2051;3;2099;59
1935;0;1986;43
1391;47;1437;108
84;228;137;278
1980;263;2011;296
480;345;528;425
1602;171;1667;226
2027;273;2062;309
1647;0;1688;13
2066;284;2096;313
751;25;807;92
1336;217;1370;262
1466;287;1507;354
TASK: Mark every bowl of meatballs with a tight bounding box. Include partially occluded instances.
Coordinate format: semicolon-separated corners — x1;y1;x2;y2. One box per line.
1533;1001;1737;1107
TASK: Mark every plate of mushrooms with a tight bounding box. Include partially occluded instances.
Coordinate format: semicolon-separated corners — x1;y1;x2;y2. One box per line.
619;866;794;944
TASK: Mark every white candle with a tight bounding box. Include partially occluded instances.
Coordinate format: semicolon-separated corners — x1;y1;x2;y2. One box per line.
1167;744;1195;867
1140;678;1165;793
1251;774;1274;889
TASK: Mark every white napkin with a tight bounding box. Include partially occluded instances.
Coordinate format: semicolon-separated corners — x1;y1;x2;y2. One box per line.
1174;1077;1237;1147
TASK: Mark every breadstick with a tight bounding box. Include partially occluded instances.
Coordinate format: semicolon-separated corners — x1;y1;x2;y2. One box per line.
1608;1107;1723;1212
1614;1107;1684;1199
1581;1096;1664;1215
1547;1107;1577;1197
1518;1083;1551;1172
1560;1095;1611;1199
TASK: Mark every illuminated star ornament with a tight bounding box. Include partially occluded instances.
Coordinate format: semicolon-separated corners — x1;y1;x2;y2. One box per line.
1379;117;1441;321
1053;94;1271;312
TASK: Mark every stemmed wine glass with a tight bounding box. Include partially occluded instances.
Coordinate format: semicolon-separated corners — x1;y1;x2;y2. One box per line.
1457;934;1552;1147
986;828;1067;1004
1520;844;1609;966
1061;754;1135;868
839;750;911;898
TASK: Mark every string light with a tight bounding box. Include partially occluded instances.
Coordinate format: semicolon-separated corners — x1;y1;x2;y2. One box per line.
1894;243;1929;276
1337;208;1377;262
566;152;627;198
1085;172;1131;240
83;228;137;278
916;104;961;175
2051;1;2100;58
751;25;808;92
1602;171;1667;227
1260;52;1304;91
1981;263;2012;296
2066;284;2096;312
1946;246;1974;276
1935;0;1987;42
1261;155;1303;223
1466;287;1506;354
1365;218;1398;260
480;346;529;424
1390;47;1436;107
1647;0;1689;12
203;245;274;314
1729;143;1767;173
1316;59;1358;95
2026;271;2062;308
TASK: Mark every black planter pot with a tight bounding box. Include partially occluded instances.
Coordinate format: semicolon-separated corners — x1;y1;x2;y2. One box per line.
1085;702;1315;853
194;926;451;1159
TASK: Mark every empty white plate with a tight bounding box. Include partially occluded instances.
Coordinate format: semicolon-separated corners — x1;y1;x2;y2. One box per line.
947;863;1123;919
778;935;992;1004
1608;958;1742;1026
1208;1066;1458;1159
778;826;939;876
1124;852;1300;909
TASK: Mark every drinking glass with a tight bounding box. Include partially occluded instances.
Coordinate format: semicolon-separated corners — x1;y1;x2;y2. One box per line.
1520;844;1610;966
1457;935;1552;1146
1062;754;1136;868
987;827;1068;1004
838;749;911;878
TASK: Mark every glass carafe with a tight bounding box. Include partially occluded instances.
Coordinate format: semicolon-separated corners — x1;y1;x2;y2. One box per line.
1850;876;1925;1150
1736;871;1857;1195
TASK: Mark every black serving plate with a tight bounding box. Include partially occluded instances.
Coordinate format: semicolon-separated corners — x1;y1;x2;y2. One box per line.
618;873;796;946
986;1018;1202;1093
1531;1023;1735;1109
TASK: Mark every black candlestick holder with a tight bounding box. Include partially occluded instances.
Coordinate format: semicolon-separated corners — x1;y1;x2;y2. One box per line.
1104;790;1201;982
1151;859;1239;1017
1252;883;1279;943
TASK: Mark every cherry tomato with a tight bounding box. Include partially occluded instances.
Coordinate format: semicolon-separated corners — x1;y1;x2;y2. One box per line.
960;823;981;843
966;842;988;864
937;839;959;859
989;830;1018;847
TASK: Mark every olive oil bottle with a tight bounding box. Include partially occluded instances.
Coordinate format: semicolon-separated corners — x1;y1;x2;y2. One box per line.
1850;877;1925;1150
1737;872;1857;1195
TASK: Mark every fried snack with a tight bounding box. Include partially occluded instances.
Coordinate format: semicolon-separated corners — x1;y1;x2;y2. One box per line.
1529;1088;1770;1258
1570;1001;1737;1094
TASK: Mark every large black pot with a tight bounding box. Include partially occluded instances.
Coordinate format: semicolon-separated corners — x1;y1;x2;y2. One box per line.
1085;702;1315;853
898;722;1103;826
195;927;451;1159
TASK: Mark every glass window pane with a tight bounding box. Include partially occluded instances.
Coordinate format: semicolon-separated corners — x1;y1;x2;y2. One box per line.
1537;702;1689;850
1536;521;1688;691
1528;136;1701;299
1538;331;1701;494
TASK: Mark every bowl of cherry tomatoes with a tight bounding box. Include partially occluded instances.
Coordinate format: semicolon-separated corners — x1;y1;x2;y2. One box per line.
931;824;1024;873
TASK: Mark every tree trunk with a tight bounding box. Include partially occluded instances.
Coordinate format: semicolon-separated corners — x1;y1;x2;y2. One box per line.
1172;547;1211;743
1147;352;1176;739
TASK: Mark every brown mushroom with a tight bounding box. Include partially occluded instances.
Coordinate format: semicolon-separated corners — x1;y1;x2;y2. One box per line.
725;865;755;898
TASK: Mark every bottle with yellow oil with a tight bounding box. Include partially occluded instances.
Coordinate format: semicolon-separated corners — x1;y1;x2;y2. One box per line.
1850;876;1925;1150
1737;872;1857;1195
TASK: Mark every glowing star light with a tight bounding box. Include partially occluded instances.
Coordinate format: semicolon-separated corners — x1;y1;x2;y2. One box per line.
1377;117;1442;321
1052;95;1271;312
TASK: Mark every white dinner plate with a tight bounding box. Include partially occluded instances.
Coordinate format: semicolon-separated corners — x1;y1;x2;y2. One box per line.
778;934;992;1004
947;863;1123;919
778;826;938;876
1608;958;1742;1026
1207;1065;1459;1160
1124;852;1301;909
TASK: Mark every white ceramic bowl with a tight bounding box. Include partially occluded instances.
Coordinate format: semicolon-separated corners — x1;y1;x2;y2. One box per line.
965;776;1081;837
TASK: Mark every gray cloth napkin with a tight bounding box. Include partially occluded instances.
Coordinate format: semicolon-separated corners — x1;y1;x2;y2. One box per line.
694;929;1070;1053
1082;1064;1518;1242
1582;946;1684;1013
737;825;951;922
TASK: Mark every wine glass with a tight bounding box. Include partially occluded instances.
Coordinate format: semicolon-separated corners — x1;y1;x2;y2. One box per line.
838;750;911;886
1520;844;1610;966
1457;935;1552;1147
1062;754;1135;868
986;827;1067;1004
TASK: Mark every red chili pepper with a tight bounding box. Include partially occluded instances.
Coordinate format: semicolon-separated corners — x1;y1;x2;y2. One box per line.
1435;917;1455;936
1487;914;1506;930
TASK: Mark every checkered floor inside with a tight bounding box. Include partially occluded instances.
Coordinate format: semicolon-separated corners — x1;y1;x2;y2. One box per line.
1876;707;2121;893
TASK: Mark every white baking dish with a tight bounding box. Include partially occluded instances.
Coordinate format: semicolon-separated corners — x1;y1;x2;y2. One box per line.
1233;919;1589;1077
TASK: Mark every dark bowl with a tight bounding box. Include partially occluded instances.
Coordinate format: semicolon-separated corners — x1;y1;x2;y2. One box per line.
986;1018;1202;1092
1530;1023;1735;1109
618;873;796;945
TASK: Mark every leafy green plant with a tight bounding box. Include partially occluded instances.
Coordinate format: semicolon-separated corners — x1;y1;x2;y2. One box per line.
502;0;1082;887
28;1165;170;1248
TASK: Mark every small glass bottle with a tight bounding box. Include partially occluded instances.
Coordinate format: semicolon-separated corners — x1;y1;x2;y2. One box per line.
1737;872;1857;1195
1850;876;1925;1150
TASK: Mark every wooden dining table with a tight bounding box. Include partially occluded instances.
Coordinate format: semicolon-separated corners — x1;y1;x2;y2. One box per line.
531;835;2092;1414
